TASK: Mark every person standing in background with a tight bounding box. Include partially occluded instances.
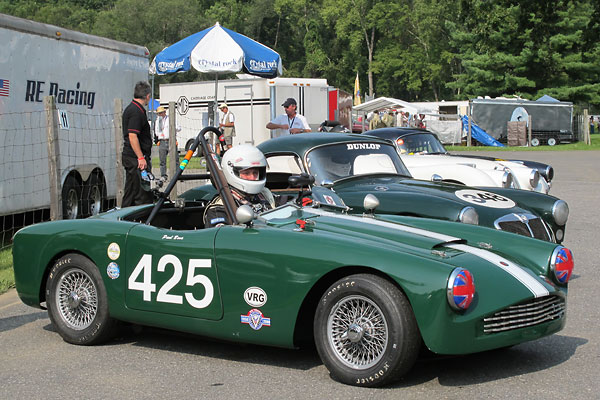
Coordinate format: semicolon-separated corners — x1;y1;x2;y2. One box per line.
122;81;153;207
266;98;310;136
219;103;236;150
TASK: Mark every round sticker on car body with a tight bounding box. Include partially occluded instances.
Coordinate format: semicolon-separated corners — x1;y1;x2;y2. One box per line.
455;189;516;208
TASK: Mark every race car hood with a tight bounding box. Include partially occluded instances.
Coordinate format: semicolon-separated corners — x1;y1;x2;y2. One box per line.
331;174;535;223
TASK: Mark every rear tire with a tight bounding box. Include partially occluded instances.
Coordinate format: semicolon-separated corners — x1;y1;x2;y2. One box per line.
547;137;558;146
62;176;81;219
530;138;540;147
314;274;421;387
46;253;116;345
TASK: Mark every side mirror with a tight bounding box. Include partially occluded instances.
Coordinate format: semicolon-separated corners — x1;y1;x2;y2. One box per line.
288;173;315;188
363;194;380;214
431;174;442;182
236;205;255;226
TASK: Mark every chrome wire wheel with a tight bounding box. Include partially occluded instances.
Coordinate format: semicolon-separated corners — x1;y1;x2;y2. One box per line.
327;295;388;370
55;269;98;330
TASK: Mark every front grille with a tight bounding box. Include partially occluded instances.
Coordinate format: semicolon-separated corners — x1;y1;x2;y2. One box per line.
495;213;551;242
483;295;565;334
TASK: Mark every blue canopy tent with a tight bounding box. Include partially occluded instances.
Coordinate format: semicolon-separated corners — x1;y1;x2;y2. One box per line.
461;116;505;147
149;22;282;125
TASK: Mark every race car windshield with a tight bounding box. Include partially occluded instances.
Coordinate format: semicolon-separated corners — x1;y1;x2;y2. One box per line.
397;133;447;155
306;142;411;183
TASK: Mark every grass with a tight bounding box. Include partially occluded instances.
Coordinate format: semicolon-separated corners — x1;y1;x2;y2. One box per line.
447;134;600;151
166;154;206;170
0;247;14;295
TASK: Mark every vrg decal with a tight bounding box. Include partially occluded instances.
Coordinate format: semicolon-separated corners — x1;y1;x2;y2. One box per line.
455;189;516;209
128;254;214;308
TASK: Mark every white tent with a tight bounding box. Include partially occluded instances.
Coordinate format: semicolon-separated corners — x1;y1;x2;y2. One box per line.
353;96;424;115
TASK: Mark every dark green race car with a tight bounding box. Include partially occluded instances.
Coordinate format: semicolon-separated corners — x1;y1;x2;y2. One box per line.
12;128;574;387
183;133;569;243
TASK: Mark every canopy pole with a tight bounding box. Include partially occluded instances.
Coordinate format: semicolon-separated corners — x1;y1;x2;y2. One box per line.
151;74;155;134
214;73;219;126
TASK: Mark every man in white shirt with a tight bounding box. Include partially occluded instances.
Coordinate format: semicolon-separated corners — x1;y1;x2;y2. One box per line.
154;106;180;179
266;98;311;137
218;103;236;150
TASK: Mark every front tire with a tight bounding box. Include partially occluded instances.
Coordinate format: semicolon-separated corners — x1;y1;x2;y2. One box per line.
314;274;421;387
46;254;116;345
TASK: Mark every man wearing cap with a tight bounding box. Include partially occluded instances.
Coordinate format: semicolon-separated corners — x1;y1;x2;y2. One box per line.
154;105;180;179
219;103;235;150
266;97;311;136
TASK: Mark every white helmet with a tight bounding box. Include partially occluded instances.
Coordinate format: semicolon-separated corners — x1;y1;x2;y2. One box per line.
221;144;267;195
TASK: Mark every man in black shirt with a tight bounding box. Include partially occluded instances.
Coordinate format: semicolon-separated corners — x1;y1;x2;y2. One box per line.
122;81;153;207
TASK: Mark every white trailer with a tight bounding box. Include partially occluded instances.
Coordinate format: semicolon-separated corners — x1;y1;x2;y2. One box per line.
0;13;149;219
158;76;331;151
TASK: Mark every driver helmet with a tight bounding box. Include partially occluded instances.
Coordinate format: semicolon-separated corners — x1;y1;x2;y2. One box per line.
221;144;267;195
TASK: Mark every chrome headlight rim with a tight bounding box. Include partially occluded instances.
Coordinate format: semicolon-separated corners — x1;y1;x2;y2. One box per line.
501;171;514;188
552;199;569;226
544;165;554;182
459;206;479;225
529;170;540;189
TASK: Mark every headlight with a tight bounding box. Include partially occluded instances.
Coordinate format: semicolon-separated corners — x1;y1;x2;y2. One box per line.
447;268;475;311
545;165;554;182
501;171;514;188
552;200;569;225
529;170;540;189
550;246;574;285
459;206;479;225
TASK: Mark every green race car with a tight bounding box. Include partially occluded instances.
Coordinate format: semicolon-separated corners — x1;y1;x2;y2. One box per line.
183;133;569;243
12;128;574;387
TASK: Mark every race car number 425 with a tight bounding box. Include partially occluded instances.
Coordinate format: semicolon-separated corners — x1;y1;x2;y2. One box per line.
128;254;214;308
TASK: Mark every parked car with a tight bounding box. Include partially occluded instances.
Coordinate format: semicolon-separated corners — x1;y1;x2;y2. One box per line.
365;128;551;193
12;128;573;387
183;133;568;243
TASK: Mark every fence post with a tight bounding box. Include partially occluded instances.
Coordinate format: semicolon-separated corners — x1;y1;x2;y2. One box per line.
168;101;178;201
114;98;124;208
45;96;62;221
583;109;590;145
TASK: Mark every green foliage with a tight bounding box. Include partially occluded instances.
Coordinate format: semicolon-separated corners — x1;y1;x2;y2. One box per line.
0;247;14;295
1;0;599;108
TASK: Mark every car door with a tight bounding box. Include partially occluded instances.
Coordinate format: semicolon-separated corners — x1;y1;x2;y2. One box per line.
124;224;223;320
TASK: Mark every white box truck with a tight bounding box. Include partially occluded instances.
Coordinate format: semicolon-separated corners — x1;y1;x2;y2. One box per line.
157;76;332;151
0;13;149;220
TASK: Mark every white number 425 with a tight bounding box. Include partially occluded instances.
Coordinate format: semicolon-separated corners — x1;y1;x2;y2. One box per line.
128;254;214;309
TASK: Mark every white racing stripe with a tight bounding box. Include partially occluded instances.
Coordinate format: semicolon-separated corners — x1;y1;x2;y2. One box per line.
306;208;549;297
447;244;549;297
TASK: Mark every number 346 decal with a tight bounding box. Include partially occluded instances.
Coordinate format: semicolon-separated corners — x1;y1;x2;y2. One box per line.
128;254;214;309
455;189;516;209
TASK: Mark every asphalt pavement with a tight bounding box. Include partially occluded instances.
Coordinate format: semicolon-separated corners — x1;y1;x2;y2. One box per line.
1;150;599;399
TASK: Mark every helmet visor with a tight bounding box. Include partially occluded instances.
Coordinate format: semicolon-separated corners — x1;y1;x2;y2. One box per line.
234;166;266;181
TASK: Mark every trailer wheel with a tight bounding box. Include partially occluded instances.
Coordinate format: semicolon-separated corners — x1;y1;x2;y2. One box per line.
84;172;105;216
530;138;540;147
62;176;81;219
547;137;558;146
